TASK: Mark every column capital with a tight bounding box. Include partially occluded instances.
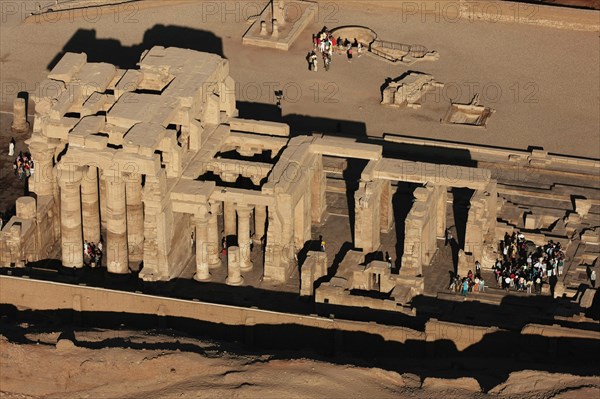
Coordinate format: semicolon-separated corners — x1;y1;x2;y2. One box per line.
57;163;83;187
236;203;254;216
102;169;123;183
208;200;221;215
192;203;210;223
28;140;54;160
124;170;142;184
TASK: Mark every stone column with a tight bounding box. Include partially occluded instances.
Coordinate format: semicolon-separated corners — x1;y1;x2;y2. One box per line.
436;186;447;238
126;173;144;262
11;98;28;131
58;165;83;268
52;168;60;241
380;180;394;233
354;180;382;252
274;0;286;26
272;19;279;38
81;166;100;244
223;201;236;238
237;204;254;271
311;154;327;223
28;141;54;197
226;246;244;286
193;212;211;282
15;197;37;261
99;172;107;231
254;205;267;244
208;202;221;269
105;172;129;274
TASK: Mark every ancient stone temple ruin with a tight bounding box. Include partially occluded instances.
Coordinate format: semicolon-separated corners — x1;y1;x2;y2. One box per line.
1;47;598;313
381;72;443;109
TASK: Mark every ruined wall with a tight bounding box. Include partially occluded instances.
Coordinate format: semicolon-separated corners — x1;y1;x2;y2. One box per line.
464;181;498;267
1;275;427;346
379;180;394;233
0;198;40;267
264;193;295;282
166;212;194;279
401;184;441;276
316;285;403;312
354;180;384;252
310;154;327;224
141;170;170;280
263;137;313;282
300;251;328;296
425;318;500;352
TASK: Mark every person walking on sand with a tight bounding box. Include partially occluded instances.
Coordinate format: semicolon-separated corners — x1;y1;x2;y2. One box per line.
323;53;331;71
8;138;15;156
309;51;318;72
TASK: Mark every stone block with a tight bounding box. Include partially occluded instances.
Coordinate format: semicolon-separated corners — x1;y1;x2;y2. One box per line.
229;118;290;136
73;63;117;97
115;69;142;99
580;288;596;308
48;52;87;82
575;198;592;217
525;213;537;230
46;118;79;140
16;197;36;219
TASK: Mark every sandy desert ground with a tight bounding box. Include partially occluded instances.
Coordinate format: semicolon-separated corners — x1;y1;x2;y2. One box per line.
1;328;599;399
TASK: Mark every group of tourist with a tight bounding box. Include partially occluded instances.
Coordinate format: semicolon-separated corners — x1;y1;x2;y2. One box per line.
13;150;34;180
448;264;487;296
447;230;599;295
493;232;565;294
308;27;363;72
83;240;104;267
448;232;571;296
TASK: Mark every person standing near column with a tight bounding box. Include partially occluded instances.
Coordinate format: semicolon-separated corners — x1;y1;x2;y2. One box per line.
8;138;15;156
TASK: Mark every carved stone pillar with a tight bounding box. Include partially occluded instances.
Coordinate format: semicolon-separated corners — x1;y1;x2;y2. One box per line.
254;205;267;244
193;212;211;282
58;165;83;268
223;201;236;237
226;246;243;286
99;172;107;231
28;141;54;197
81;166;100;244
126;173;144;262
237;204;254;271
11;97;29;131
208;202;221;269
105;172;128;274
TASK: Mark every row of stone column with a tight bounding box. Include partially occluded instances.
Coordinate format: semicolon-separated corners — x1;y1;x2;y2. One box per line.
193;202;267;285
59;165;143;273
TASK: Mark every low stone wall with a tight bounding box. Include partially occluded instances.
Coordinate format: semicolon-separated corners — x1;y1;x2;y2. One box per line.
330;25;378;45
425;318;500;351
385;135;600;176
0;275;423;346
3;275;595;357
